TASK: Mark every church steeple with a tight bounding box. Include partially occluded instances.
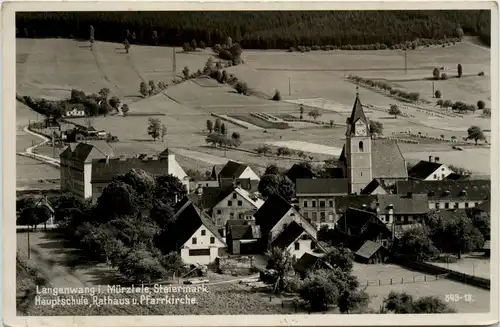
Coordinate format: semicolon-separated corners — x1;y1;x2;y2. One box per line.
350;86;368;124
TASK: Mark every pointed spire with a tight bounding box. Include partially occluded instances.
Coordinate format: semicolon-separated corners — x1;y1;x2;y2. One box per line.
349;88;368;124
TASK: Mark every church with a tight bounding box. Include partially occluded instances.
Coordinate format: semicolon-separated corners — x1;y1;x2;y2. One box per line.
339;90;408;194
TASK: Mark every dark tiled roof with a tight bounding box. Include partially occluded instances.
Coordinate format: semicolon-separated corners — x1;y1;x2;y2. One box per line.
286;164;316;183
349;95;369;125
229;224;260;240
91;157;171;183
220;178;259;192
477;199;491;213
60;141;114;162
361;179;386;195
322;167;345;179
408;161;443;180
253;192;292;233
376;194;429;215
271;221;304;249
339;140;408;179
218;160;249;179
334;195;378;214
444;173;463;180
336;207;392;240
296;178;348;195
355;240;383;259
168;202;225;249
395;180;490;201
294;253;332;274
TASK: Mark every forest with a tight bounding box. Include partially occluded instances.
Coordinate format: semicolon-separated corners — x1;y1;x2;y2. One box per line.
16;10;491;49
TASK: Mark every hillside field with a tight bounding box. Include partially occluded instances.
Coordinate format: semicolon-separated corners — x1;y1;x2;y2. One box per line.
16;37;491;183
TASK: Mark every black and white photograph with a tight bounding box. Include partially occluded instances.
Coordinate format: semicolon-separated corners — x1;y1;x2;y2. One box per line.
3;2;499;325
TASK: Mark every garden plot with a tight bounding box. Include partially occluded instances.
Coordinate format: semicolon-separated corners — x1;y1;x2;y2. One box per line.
264;140;343;156
171;148;230;165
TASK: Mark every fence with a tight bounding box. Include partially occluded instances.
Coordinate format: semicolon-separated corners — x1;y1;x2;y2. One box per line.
358;273;448;288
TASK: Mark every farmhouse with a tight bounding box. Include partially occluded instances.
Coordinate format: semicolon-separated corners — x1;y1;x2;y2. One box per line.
339;92;408;193
360;178;389;195
60;141;115;199
253;192;317;251
65;106;86;117
294;252;331;278
225;220;261;255
355;240;389;264
165;199;226;265
395;179;490;210
295;178;349;229
90;149;189;203
218;160;260;185
408;156;455;181
270;221;325;260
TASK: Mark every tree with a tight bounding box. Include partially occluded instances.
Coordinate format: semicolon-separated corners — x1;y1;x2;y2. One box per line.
17;206;51;231
231;132;241;147
98;88;110;100
214;118;221;133
220;123;227;136
151;30;158;44
477;100;486;110
95;181;139;221
182;42;191;52
308;109;322;121
154;174;187;206
140;82;149;98
264;164;280;175
204;57;214;73
206;120;213;133
276;147;292;157
466;126;486;145
148;80;156;95
235;81;249;95
300;270;339;311
437;99;444;107
388;104;402;118
123;39;130;53
265;247;294;292
383;292;455;313
199;41;206;49
382;292;415;313
121;104;130;116
482;108;491;117
393;226;438;261
221;70;228;83
258;174;294;201
114;169;157;208
441;72;448;80
457;64;463;78
190;39;198;50
272;90;281;101
182;66;190;79
109;96;121;109
205;132;222;147
443;100;453;108
323;247;354;272
160;124;167;142
255;145;271;156
369;120;383;136
433;67;440;80
147;118;162;141
435;90;442;98
299;104;304;119
149;201;176;230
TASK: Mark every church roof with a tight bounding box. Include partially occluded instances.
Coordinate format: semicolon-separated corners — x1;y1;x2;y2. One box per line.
349;93;368;124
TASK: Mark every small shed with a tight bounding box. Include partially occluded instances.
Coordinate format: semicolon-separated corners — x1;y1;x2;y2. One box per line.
355;240;389;264
294;252;332;278
482;240;490;257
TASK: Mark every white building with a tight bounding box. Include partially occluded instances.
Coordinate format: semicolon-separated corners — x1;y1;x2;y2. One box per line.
408;156;455;181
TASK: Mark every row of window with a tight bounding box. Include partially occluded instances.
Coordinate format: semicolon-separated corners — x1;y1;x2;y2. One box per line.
303;211;334;222
226;200;243;207
294;241;316;250
303;200;334;208
215;210;251;220
192;230;216;245
434;202;479;209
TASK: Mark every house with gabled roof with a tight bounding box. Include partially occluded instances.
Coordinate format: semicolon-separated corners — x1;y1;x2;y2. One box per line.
294;252;332;278
408;156;455;181
270;221;326;260
59;141;115;199
360;178;389;195
218;160;260;185
164;200;226;265
225;220;261;255
253;192;317;251
355;240;389;264
395;179;490;210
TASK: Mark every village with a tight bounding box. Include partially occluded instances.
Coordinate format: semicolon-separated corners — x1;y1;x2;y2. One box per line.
15;11;492;316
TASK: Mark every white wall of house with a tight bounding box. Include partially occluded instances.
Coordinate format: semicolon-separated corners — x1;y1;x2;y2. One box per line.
83;162;93;199
424;165;454;181
167;154;190;193
285;232;321;259
428;200;479;210
180;226;225;265
212;189;262;229
270;208;317;241
370;185;388;195
239;167;260;181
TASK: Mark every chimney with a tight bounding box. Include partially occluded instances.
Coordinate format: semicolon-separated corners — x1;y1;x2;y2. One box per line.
428;155;433;162
361;204;367;210
196;185;203;196
375;202;380;215
236;180;241;189
387;204;394;224
232;174;236;187
174;194;178;204
434;157;440;163
105;155;110;164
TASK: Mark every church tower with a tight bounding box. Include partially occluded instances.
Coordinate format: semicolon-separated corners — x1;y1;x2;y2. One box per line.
345;89;373;194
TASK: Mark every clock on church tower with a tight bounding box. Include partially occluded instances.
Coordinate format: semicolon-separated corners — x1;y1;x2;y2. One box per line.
345;90;373;195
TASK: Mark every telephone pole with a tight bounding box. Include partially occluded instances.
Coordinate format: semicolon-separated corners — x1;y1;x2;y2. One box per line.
172;48;177;73
432;82;435;97
52;130;56;158
288;77;291;96
404;50;408;75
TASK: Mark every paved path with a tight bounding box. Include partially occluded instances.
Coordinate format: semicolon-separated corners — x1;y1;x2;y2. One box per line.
17;126;60;167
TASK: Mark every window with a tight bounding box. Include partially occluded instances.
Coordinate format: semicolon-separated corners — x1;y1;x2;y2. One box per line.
210;237;215;244
329;200;333;207
320;201;325;208
454;203;459;209
320;212;326;222
303;200;308;208
303;212;309;219
201;230;206;236
312;212;317;221
230;213;234;219
441;174;445;179
228;200;232;206
239;213;244;219
216;210;222;215
465;203;469;208
359;141;364;151
404;216;409;224
328;213;334;221
474;202;479;207
312;201;317;208
233;193;237;199
444;202;449;209
192;237;197;245
238;200;242;206
189;249;210;256
294;243;300;250
433;174;437;179
311;242;316;250
435;203;439;209
360;172;363;177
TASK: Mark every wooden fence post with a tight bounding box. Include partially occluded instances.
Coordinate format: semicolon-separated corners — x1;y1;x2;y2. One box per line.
401;277;403;284
390;278;392;285
424;276;427;282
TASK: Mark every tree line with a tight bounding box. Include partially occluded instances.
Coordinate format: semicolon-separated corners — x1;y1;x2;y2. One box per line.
16;10;491;49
